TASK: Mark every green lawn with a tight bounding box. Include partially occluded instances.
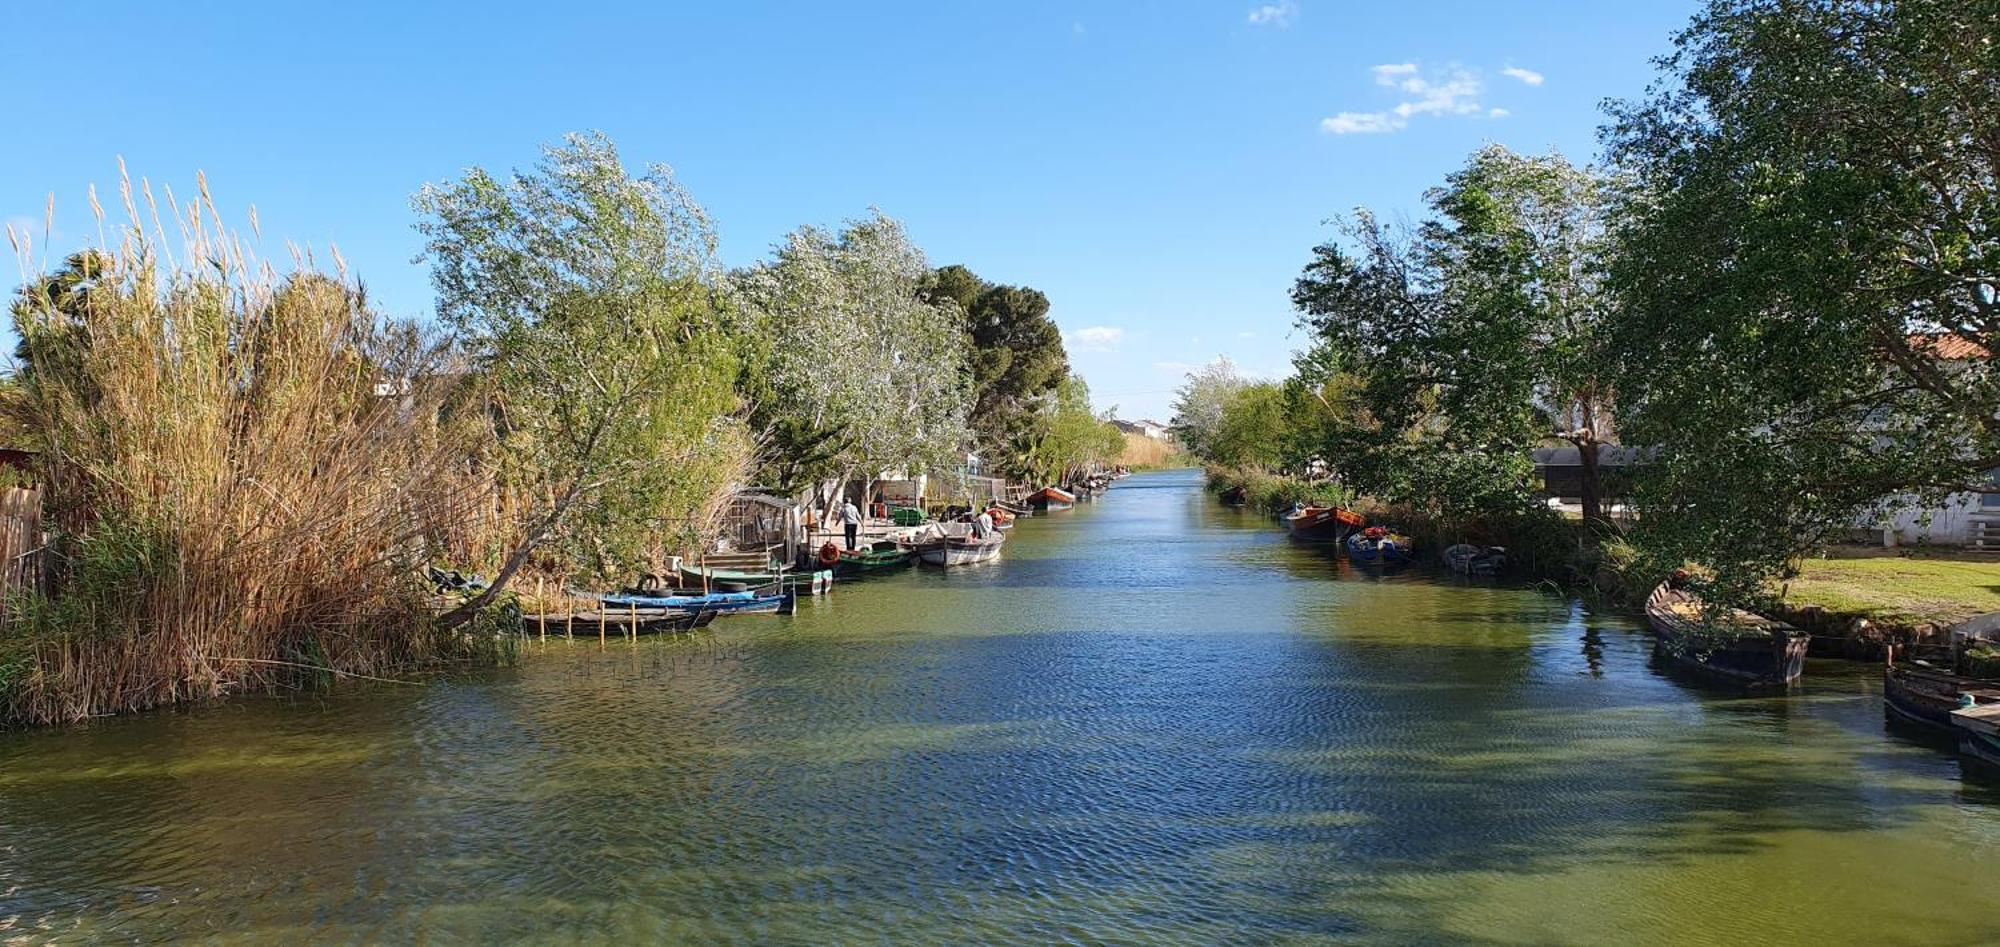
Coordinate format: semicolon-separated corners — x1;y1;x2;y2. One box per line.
1782;555;2000;626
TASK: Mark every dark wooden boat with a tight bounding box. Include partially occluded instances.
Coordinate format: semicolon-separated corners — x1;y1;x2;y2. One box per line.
1441;543;1507;576
1645;581;1809;687
1285;505;1362;542
1218;485;1247;506
520;607;719;636
1884;663;2000;731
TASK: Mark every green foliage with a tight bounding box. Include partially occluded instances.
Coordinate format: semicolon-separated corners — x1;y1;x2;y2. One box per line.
1604;0;2000;608
1291;146;1618;525
734;211;972;494
1170;358;1249;461
1205;466;1352;516
928;264;1069;476
1207;382;1289;471
414;132;750;582
1024;376;1122;485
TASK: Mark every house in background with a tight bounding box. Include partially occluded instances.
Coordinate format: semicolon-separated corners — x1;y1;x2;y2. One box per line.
1532;445;1650;519
1862;334;2000;549
1111;419;1171;440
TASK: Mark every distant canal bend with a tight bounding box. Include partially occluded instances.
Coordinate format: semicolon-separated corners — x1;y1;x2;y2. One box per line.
4;468;1999;944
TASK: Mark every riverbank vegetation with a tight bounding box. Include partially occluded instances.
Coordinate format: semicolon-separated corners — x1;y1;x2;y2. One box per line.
1;135;1128;725
1174;0;1999;611
2;199;505;725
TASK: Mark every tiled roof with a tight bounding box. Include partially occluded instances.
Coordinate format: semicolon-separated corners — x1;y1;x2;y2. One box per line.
1908;333;1990;360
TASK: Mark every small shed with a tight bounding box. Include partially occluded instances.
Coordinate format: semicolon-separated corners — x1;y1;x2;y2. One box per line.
713;492;803;567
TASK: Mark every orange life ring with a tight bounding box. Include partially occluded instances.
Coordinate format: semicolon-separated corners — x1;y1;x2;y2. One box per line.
817;542;842;567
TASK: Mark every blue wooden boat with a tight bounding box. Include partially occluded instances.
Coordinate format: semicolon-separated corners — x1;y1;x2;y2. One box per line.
1345;527;1413;564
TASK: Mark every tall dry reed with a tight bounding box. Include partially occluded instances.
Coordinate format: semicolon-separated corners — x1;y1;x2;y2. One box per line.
2;172;501;725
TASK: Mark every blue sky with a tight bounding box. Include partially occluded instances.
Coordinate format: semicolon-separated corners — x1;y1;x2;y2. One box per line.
4;1;1695;421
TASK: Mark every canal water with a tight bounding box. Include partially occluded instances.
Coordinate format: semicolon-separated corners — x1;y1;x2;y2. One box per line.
3;469;1998;944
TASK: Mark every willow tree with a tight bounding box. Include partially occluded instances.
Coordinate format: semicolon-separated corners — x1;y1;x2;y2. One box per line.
414;132;749;605
735;211;972;509
1606;0;2000;605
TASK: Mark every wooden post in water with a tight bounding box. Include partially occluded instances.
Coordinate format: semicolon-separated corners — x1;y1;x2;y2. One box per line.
628;600;637;642
565;593;574;640
536;578;547;641
599;604;607;646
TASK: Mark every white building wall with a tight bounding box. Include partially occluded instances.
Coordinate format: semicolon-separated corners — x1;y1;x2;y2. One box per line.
1869;492;1989;545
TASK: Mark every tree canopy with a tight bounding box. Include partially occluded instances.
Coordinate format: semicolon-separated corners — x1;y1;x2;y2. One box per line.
735;212;973;500
413;132;749;592
927;264;1068;476
1605;0;2000;603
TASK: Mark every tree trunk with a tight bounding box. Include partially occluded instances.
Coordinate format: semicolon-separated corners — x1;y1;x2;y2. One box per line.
1574;436;1604;528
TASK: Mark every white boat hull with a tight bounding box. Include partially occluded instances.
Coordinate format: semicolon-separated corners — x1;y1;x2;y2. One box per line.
917;541;1003;567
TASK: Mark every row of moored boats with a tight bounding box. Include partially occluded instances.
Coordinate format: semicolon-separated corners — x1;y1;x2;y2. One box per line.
507;471;1129;637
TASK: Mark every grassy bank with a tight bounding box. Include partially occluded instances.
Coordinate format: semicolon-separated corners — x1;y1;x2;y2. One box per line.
1203;466;1350;516
1779;553;2000;627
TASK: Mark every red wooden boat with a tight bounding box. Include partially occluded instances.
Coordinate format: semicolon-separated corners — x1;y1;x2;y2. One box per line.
1284;505;1364;543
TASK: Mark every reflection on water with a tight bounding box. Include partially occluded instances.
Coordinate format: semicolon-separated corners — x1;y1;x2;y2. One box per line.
3;469;1999;944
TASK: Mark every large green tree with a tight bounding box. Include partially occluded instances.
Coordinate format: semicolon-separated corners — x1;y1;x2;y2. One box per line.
735;212;973;510
926;264;1068;475
1605;0;2000;604
1291;146;1619;523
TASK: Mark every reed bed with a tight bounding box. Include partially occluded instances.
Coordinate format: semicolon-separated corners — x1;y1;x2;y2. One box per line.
1;175;504;725
1118;433;1186;470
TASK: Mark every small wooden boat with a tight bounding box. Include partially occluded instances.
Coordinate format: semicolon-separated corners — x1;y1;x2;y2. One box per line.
1218;485;1247;506
985;507;1016;530
597;588;793;615
1345;526;1413;563
1027;486;1075;511
908;523;1005;567
1883;663;2000;731
1286;505;1363;543
1952;702;2000;769
1645;580;1808;687
1441;543;1508;576
829;540;915;577
521;608;719;636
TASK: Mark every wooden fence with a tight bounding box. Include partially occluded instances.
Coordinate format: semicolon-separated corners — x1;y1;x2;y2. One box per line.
0;487;45;610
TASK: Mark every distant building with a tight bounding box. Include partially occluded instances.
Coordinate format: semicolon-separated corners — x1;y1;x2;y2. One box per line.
1111;419;1173;440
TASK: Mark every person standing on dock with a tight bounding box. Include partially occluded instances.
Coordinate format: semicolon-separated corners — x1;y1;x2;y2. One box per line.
841;498;862;551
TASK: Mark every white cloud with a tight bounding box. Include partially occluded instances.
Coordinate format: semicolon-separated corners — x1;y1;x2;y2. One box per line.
1322;111;1402;134
1388;67;1483;117
1488;107;1511;118
1500;66;1545;86
1068;325;1125;352
1152;360;1197;375
1322;62;1499;135
1247;1;1298;27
